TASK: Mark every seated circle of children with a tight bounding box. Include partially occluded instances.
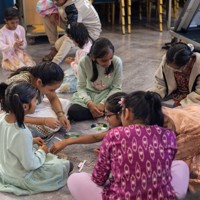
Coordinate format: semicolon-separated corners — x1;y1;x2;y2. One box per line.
0;81;72;195
68;37;123;121
57;22;92;93
67;91;189;200
37;0;101;64
151;42;200;107
4;62;71;138
0;7;35;71
50;92;126;154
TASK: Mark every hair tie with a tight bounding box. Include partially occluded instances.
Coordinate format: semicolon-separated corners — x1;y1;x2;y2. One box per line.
187;43;194;52
67;23;71;29
118;97;125;107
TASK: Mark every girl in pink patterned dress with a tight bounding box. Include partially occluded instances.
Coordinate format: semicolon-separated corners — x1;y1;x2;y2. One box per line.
67;91;189;200
0;8;35;71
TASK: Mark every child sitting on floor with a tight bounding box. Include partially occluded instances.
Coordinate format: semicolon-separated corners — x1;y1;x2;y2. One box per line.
50;92;126;153
57;22;92;93
0;7;35;71
4;62;71;138
68;37;123;121
67;91;189;200
0;81;72;195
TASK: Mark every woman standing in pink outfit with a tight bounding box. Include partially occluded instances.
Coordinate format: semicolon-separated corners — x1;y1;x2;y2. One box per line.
0;7;35;71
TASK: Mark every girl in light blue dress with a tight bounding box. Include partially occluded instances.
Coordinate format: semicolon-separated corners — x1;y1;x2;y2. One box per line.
0;81;72;195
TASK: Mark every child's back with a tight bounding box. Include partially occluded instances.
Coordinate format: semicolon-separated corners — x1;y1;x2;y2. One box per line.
0;82;71;196
92;124;177;199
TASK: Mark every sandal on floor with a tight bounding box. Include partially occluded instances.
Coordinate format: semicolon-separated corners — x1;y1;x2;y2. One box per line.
42;48;57;62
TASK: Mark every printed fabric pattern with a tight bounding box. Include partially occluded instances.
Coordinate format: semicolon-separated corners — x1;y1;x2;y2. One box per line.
92;125;177;200
36;0;58;17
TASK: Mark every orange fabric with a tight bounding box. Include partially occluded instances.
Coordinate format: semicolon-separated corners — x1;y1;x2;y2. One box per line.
163;105;200;161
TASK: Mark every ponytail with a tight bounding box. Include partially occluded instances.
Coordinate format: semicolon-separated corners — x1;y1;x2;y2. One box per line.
11;94;25;128
124;91;164;126
91;60;98;82
144;91;164;126
90;60;114;82
0;83;9;111
1;81;37;128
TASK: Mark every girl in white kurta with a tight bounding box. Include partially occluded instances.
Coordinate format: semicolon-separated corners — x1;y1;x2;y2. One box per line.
0;82;71;195
0;7;35;71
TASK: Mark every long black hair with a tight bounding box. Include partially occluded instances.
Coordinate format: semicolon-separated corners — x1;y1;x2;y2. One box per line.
89;38;114;82
9;62;64;86
166;42;193;68
123;91;164;126
66;22;92;48
0;81;37;128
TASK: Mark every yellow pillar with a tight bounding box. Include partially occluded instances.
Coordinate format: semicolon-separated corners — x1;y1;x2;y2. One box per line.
127;0;131;33
158;0;163;32
120;0;126;34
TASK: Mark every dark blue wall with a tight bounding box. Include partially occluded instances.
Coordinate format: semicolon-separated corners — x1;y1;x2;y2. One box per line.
0;1;14;24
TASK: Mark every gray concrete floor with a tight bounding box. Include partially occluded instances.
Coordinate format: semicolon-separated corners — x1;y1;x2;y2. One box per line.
0;24;171;199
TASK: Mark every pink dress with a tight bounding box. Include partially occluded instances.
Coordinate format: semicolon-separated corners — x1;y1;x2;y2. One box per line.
57;40;92;93
71;40;92;77
0;25;35;71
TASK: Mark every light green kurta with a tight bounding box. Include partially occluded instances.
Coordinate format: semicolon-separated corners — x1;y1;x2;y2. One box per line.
72;55;123;107
0;115;70;195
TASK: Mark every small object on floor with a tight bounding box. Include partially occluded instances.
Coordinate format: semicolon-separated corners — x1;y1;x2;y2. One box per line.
64;132;80;139
54;136;62;141
78;160;86;172
57;152;68;160
91;122;108;131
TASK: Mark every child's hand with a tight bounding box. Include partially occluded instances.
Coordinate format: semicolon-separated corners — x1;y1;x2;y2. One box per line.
65;57;75;65
87;101;104;118
58;116;71;131
39;144;49;154
33;137;44;146
14;33;24;49
43;117;61;129
49;13;59;23
94;147;100;154
96;103;105;112
14;40;23;49
50;140;68;154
